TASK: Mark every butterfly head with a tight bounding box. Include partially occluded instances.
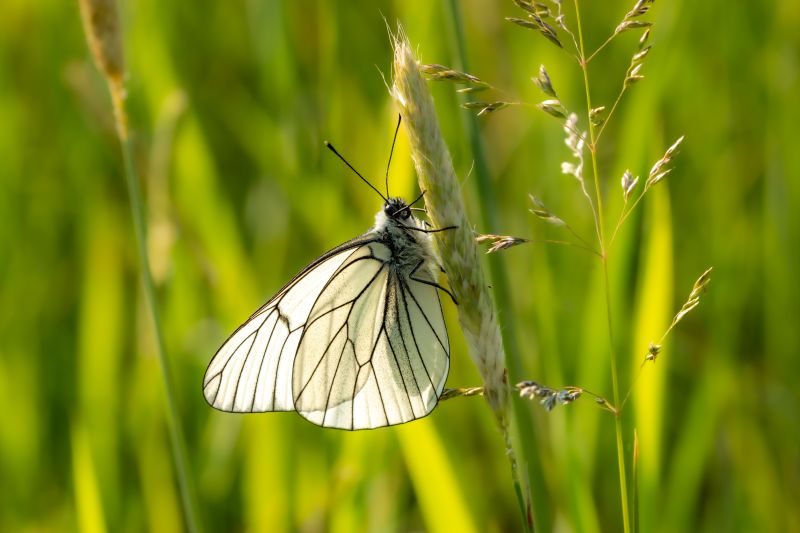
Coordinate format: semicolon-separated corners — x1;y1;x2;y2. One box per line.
383;197;412;222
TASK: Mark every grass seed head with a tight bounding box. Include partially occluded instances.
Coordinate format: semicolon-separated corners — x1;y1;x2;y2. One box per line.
462;100;511;116
616;20;652;35
391;28;509;419
529;195;566;226
538;99;567;119
621;170;639;201
476;234;529;254
79;0;124;84
533;64;557;97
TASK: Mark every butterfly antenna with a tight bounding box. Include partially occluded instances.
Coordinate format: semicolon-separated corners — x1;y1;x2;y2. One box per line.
325;141;388;203
408;189;426;208
386;114;402;198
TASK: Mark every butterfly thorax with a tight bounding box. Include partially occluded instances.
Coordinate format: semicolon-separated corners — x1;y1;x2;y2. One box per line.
372;197;437;276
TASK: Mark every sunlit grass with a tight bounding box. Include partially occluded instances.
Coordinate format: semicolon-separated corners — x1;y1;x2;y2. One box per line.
0;0;798;531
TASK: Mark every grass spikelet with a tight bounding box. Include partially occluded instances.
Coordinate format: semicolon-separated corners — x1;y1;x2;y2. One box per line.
537;99;567;119
533;65;557;98
475;234;530;254
419;63;489;89
646;135;685;188
461;100;512;116
506;15;562;48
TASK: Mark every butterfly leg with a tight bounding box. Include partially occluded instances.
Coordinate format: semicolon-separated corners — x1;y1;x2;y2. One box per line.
409;260;458;306
423;225;458;233
403;225;458;235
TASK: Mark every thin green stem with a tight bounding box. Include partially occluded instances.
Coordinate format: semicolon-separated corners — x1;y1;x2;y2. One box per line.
610;185;649;246
596;85;629;143
603;263;631;532
586;32;618;64
115;103;201;533
562;224;601;256
532;238;602;257
573;1;631;532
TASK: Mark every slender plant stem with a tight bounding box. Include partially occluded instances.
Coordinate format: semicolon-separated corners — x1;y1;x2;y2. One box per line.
530;238;602;257
112;92;201;533
610;185;649;246
596;85;629;143
586;32;617;64
572;2;631;532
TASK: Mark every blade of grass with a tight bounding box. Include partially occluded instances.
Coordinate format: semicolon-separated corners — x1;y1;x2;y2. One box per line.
77;203;125;520
71;422;108;533
630;188;673;533
396;422;480;533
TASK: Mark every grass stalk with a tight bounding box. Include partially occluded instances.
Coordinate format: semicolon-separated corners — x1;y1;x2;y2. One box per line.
116;113;202;533
77;0;202;529
572;1;631;532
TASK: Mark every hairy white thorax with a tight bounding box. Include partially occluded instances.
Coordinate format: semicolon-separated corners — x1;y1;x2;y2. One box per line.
372;208;439;278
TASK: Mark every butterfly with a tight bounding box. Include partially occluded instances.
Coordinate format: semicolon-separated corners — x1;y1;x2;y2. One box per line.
203;117;456;430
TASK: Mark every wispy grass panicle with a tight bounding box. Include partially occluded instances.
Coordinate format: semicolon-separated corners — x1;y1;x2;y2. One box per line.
418;60;519;116
473;2;709;531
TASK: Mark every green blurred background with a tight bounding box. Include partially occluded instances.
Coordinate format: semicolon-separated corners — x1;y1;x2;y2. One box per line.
1;0;798;531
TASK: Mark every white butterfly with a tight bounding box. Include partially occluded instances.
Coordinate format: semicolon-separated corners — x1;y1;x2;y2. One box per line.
203;121;455;430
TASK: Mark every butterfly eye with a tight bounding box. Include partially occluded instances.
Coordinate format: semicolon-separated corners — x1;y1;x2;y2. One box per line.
401;208;411;219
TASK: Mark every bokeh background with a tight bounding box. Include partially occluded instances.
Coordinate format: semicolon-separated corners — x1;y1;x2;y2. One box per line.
1;0;799;531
